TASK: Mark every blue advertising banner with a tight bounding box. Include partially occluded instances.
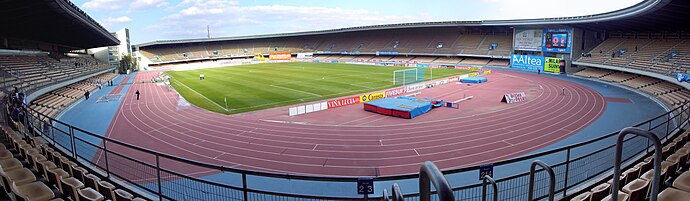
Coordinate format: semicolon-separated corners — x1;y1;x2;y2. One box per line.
511;54;544;71
542;28;573;53
416;63;429;68
376;51;399;56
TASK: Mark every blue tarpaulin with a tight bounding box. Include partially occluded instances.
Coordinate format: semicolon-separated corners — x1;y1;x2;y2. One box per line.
364;97;434;119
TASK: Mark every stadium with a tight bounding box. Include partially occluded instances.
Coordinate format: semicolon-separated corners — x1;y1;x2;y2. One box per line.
0;0;690;200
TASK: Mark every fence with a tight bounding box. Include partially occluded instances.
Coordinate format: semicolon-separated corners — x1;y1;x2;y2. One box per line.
16;100;690;201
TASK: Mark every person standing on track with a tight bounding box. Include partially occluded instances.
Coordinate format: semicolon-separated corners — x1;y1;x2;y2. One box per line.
538;69;541;75
135;90;140;100
562;87;565;95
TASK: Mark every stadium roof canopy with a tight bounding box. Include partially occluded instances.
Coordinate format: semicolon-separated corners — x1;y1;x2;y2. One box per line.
0;0;119;50
137;0;689;48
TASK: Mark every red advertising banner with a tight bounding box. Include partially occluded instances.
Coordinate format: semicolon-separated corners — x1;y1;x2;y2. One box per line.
269;52;292;60
327;96;361;108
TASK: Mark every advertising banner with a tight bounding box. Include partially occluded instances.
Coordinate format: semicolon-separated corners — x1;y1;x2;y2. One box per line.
511;54;544;71
543;28;573;53
544;57;562;73
376;51;399;56
296;53;313;59
501;92;527;104
513;29;543;51
406;83;426;93
327;96;360;108
360;92;386;103
269;52;292;60
385;87;407;97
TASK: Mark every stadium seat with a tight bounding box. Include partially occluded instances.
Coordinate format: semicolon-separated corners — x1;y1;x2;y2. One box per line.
97;181;116;200
672;171;690;192
72;166;88;183
47;168;69;193
622;178;649;201
114;189;134;201
657;188;690;201
11;181;55;201
78;187;104;201
601;190;629;201
590;183;611;201
61;177;85;201
0;158;24;172
83;174;100;191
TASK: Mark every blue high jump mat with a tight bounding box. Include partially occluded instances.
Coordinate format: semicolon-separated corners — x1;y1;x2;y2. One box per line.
363;97;442;119
460;77;488;83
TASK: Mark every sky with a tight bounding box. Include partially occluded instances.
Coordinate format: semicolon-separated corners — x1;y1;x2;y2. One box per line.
71;0;644;45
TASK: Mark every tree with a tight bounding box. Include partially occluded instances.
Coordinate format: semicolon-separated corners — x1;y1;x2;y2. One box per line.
119;54;138;74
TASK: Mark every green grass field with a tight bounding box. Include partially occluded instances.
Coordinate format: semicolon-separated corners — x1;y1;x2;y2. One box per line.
167;62;474;114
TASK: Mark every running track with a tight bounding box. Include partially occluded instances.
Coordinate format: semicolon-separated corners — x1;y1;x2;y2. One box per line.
94;70;605;179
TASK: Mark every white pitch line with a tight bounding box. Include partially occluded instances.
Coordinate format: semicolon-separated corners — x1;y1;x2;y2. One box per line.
171;78;228;111
413;149;420;156
269;84;323;97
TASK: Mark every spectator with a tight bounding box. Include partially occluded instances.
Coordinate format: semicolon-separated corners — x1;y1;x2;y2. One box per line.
11;104;19;122
135;90;140;100
84;91;90;100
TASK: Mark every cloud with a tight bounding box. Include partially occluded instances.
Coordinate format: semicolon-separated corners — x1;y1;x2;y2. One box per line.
152;0;434;39
82;0;127;11
130;0;169;10
479;0;642;20
100;16;133;29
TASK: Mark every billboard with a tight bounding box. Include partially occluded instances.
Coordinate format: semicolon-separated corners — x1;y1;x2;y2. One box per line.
359;92;386;103
513;29;543;51
327;96;360;108
544;57;562;73
269;52;292;60
296;53;313;59
511;54;544;71
543;29;573;53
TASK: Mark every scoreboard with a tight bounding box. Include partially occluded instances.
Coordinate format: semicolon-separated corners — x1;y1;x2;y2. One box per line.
542;29;573;53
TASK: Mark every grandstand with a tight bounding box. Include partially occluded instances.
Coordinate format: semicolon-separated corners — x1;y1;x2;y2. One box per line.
1;0;690;201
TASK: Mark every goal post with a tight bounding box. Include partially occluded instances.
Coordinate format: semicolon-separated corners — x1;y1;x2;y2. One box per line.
393;68;425;86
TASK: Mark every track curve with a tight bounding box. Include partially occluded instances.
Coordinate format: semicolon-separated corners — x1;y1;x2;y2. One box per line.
96;70;605;178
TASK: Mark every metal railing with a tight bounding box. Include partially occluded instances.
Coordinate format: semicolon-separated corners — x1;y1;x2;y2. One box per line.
481;175;498;201
528;160;555;201
611;127;663;201
419;161;454;201
12;98;690;200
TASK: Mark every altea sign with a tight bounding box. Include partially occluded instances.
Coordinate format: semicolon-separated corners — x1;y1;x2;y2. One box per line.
510;54;544;71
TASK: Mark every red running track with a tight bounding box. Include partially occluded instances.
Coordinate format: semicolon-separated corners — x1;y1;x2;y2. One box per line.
94;70;605;178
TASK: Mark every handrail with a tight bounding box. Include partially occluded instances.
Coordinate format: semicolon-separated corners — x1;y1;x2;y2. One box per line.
419;161;454;201
392;183;403;201
482;175;498;201
383;183;404;201
611;127;662;201
382;189;390;201
528;160;555;201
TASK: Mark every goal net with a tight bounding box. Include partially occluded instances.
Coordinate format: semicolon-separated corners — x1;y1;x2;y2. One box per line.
393;68;425;86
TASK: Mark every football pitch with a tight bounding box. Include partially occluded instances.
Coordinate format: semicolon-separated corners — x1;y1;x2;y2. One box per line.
167;62;474;114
